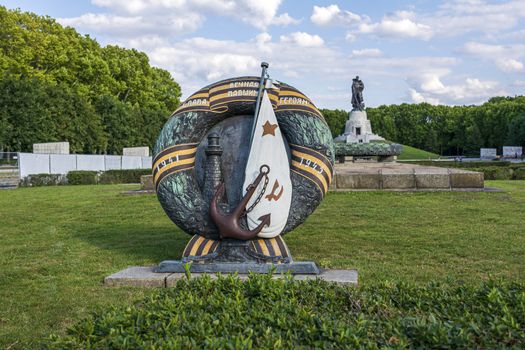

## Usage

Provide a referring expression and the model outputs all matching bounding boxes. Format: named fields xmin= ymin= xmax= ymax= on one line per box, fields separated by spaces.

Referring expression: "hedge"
xmin=402 ymin=160 xmax=513 ymax=168
xmin=25 ymin=169 xmax=154 ymax=186
xmin=400 ymin=161 xmax=525 ymax=180
xmin=19 ymin=174 xmax=66 ymax=187
xmin=46 ymin=274 xmax=525 ymax=349
xmin=66 ymin=171 xmax=98 ymax=185
xmin=98 ymin=169 xmax=151 ymax=184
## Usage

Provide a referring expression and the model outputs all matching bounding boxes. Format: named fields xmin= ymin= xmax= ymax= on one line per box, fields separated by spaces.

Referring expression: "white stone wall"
xmin=18 ymin=153 xmax=153 ymax=178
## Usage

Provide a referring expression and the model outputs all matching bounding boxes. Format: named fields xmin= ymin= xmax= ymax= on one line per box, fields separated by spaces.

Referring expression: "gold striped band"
xmin=153 ymin=144 xmax=198 ymax=188
xmin=250 ymin=236 xmax=290 ymax=258
xmin=183 ymin=235 xmax=220 ymax=258
xmin=289 ymin=145 xmax=333 ymax=196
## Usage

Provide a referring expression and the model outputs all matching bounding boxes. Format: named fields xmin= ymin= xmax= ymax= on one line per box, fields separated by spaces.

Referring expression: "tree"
xmin=0 ymin=5 xmax=180 ymax=153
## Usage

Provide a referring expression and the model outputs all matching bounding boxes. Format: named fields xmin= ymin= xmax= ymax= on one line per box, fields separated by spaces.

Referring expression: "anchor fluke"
xmin=209 ymin=165 xmax=271 ymax=240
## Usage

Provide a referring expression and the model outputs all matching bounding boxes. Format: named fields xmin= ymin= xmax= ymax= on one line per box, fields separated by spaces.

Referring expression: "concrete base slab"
xmin=333 ymin=162 xmax=484 ymax=191
xmin=104 ymin=266 xmax=170 ymax=287
xmin=105 ymin=266 xmax=358 ymax=287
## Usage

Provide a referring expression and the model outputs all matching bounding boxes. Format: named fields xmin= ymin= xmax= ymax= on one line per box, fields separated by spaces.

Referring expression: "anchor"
xmin=210 ymin=165 xmax=271 ymax=240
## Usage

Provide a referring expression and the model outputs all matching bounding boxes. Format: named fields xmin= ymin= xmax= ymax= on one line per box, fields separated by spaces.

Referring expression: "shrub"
xmin=98 ymin=169 xmax=151 ymax=184
xmin=471 ymin=167 xmax=513 ymax=180
xmin=19 ymin=174 xmax=66 ymax=187
xmin=46 ymin=275 xmax=525 ymax=349
xmin=67 ymin=171 xmax=98 ymax=185
xmin=514 ymin=167 xmax=525 ymax=180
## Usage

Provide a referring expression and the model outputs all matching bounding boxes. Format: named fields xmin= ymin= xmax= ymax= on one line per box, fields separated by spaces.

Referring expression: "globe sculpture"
xmin=153 ymin=63 xmax=335 ymax=274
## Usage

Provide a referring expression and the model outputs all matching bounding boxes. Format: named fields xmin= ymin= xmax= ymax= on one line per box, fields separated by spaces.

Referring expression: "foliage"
xmin=366 ymin=98 xmax=525 ymax=156
xmin=98 ymin=169 xmax=151 ymax=184
xmin=1 ymin=182 xmax=525 ymax=347
xmin=19 ymin=173 xmax=66 ymax=187
xmin=335 ymin=142 xmax=402 ymax=156
xmin=402 ymin=160 xmax=514 ymax=168
xmin=46 ymin=275 xmax=525 ymax=349
xmin=322 ymin=97 xmax=525 ymax=157
xmin=0 ymin=6 xmax=181 ymax=153
xmin=397 ymin=145 xmax=439 ymax=160
xmin=67 ymin=171 xmax=98 ymax=185
xmin=401 ymin=160 xmax=525 ymax=180
xmin=320 ymin=108 xmax=348 ymax=137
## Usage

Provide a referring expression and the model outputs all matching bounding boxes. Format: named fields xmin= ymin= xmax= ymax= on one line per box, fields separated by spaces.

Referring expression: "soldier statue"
xmin=351 ymin=76 xmax=365 ymax=111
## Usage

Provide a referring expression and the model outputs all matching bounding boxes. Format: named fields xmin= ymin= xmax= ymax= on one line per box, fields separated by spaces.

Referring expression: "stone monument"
xmin=152 ymin=63 xmax=337 ymax=275
xmin=33 ymin=142 xmax=69 ymax=154
xmin=335 ymin=76 xmax=384 ymax=143
xmin=480 ymin=148 xmax=497 ymax=159
xmin=502 ymin=146 xmax=523 ymax=158
xmin=123 ymin=146 xmax=149 ymax=157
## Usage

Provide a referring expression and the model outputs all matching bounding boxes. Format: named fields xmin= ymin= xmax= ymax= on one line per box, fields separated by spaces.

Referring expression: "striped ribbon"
xmin=290 ymin=144 xmax=333 ymax=196
xmin=153 ymin=143 xmax=198 ymax=189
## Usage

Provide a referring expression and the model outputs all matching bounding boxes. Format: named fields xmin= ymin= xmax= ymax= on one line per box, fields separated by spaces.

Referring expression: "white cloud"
xmin=280 ymin=32 xmax=324 ymax=47
xmin=358 ymin=15 xmax=433 ymax=40
xmin=408 ymin=72 xmax=507 ymax=105
xmin=345 ymin=32 xmax=357 ymax=42
xmin=271 ymin=13 xmax=301 ymax=26
xmin=310 ymin=4 xmax=361 ymax=26
xmin=496 ymin=58 xmax=524 ymax=73
xmin=89 ymin=0 xmax=299 ymax=30
xmin=58 ymin=12 xmax=203 ymax=36
xmin=461 ymin=41 xmax=525 ymax=73
xmin=409 ymin=89 xmax=440 ymax=105
xmin=312 ymin=1 xmax=525 ymax=41
xmin=351 ymin=48 xmax=382 ymax=57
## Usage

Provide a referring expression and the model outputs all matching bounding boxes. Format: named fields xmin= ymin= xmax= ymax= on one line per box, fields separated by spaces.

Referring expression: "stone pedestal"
xmin=334 ymin=110 xmax=384 ymax=144
xmin=104 ymin=266 xmax=358 ymax=287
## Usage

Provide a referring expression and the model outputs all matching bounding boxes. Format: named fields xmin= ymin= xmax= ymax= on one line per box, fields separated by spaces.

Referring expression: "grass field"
xmin=397 ymin=144 xmax=439 ymax=160
xmin=1 ymin=182 xmax=525 ymax=348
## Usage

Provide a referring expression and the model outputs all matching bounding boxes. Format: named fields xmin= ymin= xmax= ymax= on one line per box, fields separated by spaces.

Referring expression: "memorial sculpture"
xmin=153 ymin=63 xmax=335 ymax=274
xmin=335 ymin=76 xmax=384 ymax=144
xmin=335 ymin=76 xmax=400 ymax=162
xmin=351 ymin=76 xmax=365 ymax=111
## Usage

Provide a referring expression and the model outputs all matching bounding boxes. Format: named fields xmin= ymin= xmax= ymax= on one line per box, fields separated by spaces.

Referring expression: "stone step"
xmin=332 ymin=162 xmax=484 ymax=190
xmin=0 ymin=176 xmax=19 ymax=188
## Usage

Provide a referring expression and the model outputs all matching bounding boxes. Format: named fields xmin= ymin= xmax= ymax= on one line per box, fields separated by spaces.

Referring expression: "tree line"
xmin=0 ymin=6 xmax=181 ymax=154
xmin=322 ymin=96 xmax=525 ymax=156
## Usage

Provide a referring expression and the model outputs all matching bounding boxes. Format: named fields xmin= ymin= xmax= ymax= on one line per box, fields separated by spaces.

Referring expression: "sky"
xmin=2 ymin=0 xmax=525 ymax=109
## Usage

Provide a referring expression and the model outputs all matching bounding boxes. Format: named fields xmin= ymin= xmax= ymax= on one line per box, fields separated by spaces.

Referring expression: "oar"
xmin=248 ymin=62 xmax=269 ymax=150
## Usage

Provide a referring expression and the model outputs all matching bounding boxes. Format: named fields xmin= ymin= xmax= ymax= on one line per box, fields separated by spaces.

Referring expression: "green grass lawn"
xmin=397 ymin=144 xmax=439 ymax=160
xmin=1 ymin=182 xmax=525 ymax=348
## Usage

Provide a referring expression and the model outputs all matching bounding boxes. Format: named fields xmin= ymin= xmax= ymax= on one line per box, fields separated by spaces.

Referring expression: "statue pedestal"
xmin=104 ymin=266 xmax=358 ymax=286
xmin=335 ymin=110 xmax=384 ymax=144
xmin=155 ymin=260 xmax=320 ymax=274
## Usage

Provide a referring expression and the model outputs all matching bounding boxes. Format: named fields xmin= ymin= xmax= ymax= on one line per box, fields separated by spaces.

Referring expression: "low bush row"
xmin=401 ymin=161 xmax=525 ymax=180
xmin=46 ymin=275 xmax=525 ymax=349
xmin=402 ymin=160 xmax=515 ymax=168
xmin=20 ymin=169 xmax=151 ymax=186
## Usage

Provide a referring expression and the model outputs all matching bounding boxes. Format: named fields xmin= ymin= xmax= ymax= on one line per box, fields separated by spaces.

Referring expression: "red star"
xmin=262 ymin=121 xmax=278 ymax=136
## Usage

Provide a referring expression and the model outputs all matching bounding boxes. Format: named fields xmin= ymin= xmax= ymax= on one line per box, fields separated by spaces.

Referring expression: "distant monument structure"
xmin=33 ymin=142 xmax=70 ymax=154
xmin=335 ymin=76 xmax=384 ymax=144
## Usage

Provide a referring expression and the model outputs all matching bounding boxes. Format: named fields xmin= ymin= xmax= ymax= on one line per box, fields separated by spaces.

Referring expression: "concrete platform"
xmin=104 ymin=266 xmax=358 ymax=287
xmin=333 ymin=162 xmax=484 ymax=191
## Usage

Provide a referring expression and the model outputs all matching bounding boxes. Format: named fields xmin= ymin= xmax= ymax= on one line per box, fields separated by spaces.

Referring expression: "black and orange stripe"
xmin=182 ymin=235 xmax=220 ymax=258
xmin=153 ymin=143 xmax=198 ymax=189
xmin=276 ymin=87 xmax=323 ymax=119
xmin=290 ymin=144 xmax=333 ymax=196
xmin=250 ymin=236 xmax=290 ymax=259
xmin=172 ymin=77 xmax=322 ymax=118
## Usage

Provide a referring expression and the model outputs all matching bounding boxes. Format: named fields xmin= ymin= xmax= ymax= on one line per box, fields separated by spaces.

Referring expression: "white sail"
xmin=243 ymin=90 xmax=292 ymax=238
